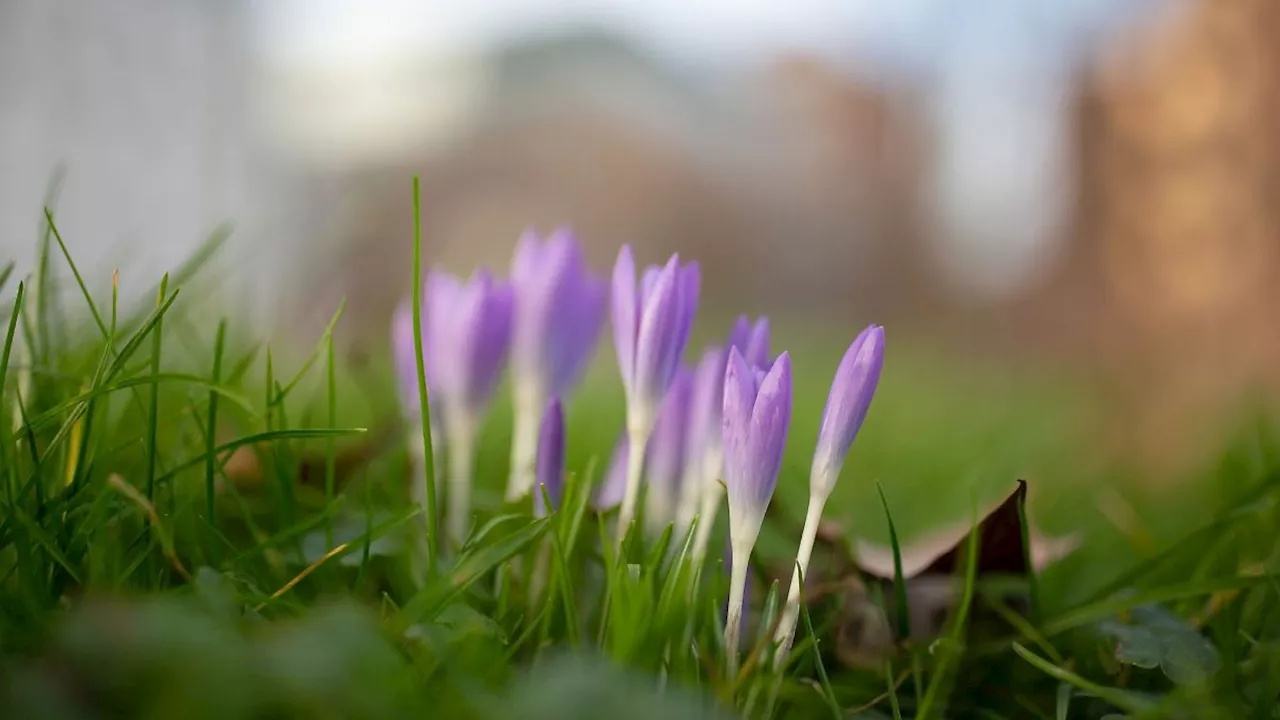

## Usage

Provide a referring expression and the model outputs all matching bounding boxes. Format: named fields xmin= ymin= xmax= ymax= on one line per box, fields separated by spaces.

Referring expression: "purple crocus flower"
xmin=508 ymin=229 xmax=607 ymax=501
xmin=644 ymin=367 xmax=693 ymax=534
xmin=592 ymin=434 xmax=629 ymax=511
xmin=722 ymin=348 xmax=792 ymax=550
xmin=676 ymin=345 xmax=726 ymax=542
xmin=610 ymin=245 xmax=700 ymax=537
xmin=811 ymin=325 xmax=885 ymax=499
xmin=417 ymin=269 xmax=514 ymax=545
xmin=533 ymin=398 xmax=566 ymax=518
xmin=423 ymin=269 xmax=514 ymax=418
xmin=721 ymin=347 xmax=791 ymax=670
xmin=679 ymin=314 xmax=773 ymax=556
xmin=612 ymin=247 xmax=700 ymax=422
xmin=775 ymin=324 xmax=884 ymax=668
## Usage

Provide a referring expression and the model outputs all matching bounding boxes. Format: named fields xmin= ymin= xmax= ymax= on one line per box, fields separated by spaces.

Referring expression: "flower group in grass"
xmin=392 ymin=228 xmax=884 ymax=671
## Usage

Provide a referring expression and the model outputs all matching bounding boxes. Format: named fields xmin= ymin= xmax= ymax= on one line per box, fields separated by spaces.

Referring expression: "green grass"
xmin=0 ymin=197 xmax=1278 ymax=720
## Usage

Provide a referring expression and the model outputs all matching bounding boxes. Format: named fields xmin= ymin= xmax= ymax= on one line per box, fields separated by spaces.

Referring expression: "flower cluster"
xmin=392 ymin=229 xmax=884 ymax=671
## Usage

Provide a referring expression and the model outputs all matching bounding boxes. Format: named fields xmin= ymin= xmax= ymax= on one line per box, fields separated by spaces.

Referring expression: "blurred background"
xmin=4 ymin=0 xmax=1280 ymax=541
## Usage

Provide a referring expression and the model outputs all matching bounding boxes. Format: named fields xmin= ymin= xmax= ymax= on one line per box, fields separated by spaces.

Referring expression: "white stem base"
xmin=724 ymin=542 xmax=751 ymax=680
xmin=446 ymin=417 xmax=477 ymax=549
xmin=774 ymin=493 xmax=827 ymax=668
xmin=691 ymin=476 xmax=723 ymax=564
xmin=615 ymin=417 xmax=650 ymax=546
xmin=506 ymin=381 xmax=542 ymax=501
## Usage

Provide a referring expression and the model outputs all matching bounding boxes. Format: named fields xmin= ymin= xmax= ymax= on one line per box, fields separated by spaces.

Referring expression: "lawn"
xmin=0 ymin=196 xmax=1277 ymax=719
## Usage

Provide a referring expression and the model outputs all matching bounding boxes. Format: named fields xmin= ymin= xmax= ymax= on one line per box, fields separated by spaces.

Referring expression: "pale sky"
xmin=254 ymin=0 xmax=1170 ymax=78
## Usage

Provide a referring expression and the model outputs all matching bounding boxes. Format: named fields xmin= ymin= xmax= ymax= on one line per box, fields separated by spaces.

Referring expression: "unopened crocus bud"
xmin=424 ymin=269 xmax=514 ymax=421
xmin=534 ymin=399 xmax=566 ymax=518
xmin=645 ymin=367 xmax=692 ymax=534
xmin=611 ymin=245 xmax=700 ymax=539
xmin=418 ymin=269 xmax=514 ymax=546
xmin=775 ymin=324 xmax=885 ymax=668
xmin=810 ymin=325 xmax=884 ymax=501
xmin=507 ymin=229 xmax=607 ymax=501
xmin=721 ymin=347 xmax=792 ymax=672
xmin=677 ymin=345 xmax=726 ymax=542
xmin=679 ymin=315 xmax=773 ymax=560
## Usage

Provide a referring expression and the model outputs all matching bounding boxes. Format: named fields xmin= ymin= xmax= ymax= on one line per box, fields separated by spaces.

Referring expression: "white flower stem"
xmin=690 ymin=474 xmax=723 ymax=564
xmin=506 ymin=380 xmax=542 ymax=501
xmin=446 ymin=415 xmax=477 ymax=549
xmin=724 ymin=540 xmax=751 ymax=681
xmin=773 ymin=492 xmax=827 ymax=668
xmin=616 ymin=414 xmax=650 ymax=547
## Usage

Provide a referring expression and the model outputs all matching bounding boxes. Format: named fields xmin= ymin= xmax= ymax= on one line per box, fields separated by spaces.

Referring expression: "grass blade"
xmin=874 ymin=481 xmax=911 ymax=639
xmin=1012 ymin=643 xmax=1151 ymax=713
xmin=410 ymin=175 xmax=439 ymax=575
xmin=146 ymin=275 xmax=168 ymax=499
xmin=205 ymin=319 xmax=227 ymax=527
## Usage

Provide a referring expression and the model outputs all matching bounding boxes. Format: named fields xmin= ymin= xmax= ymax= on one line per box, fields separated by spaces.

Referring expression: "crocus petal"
xmin=675 ymin=262 xmax=701 ymax=358
xmin=640 ymin=266 xmax=662 ymax=306
xmin=812 ymin=325 xmax=884 ymax=496
xmin=534 ymin=398 xmax=566 ymax=517
xmin=426 ymin=270 xmax=464 ymax=401
xmin=466 ymin=274 xmax=515 ymax=411
xmin=511 ymin=228 xmax=543 ymax=287
xmin=687 ymin=345 xmax=726 ymax=464
xmin=746 ymin=353 xmax=792 ymax=510
xmin=721 ymin=346 xmax=758 ymax=503
xmin=548 ymin=268 xmax=607 ymax=397
xmin=511 ymin=228 xmax=606 ymax=403
xmin=611 ymin=245 xmax=638 ymax=392
xmin=633 ymin=256 xmax=681 ymax=409
xmin=728 ymin=316 xmax=751 ymax=353
xmin=744 ymin=317 xmax=770 ymax=368
xmin=645 ymin=367 xmax=693 ymax=526
xmin=592 ymin=434 xmax=630 ymax=510
xmin=391 ymin=300 xmax=422 ymax=414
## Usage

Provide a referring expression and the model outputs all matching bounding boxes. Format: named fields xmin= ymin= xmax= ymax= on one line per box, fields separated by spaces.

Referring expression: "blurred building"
xmin=284 ymin=32 xmax=917 ymax=347
xmin=1054 ymin=0 xmax=1280 ymax=470
xmin=0 ymin=0 xmax=266 ymax=312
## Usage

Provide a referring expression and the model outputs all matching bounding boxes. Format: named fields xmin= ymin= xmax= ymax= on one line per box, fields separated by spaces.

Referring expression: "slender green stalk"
xmin=410 ymin=175 xmax=439 ymax=574
xmin=146 ymin=275 xmax=169 ymax=500
xmin=325 ymin=323 xmax=337 ymax=548
xmin=205 ymin=319 xmax=226 ymax=528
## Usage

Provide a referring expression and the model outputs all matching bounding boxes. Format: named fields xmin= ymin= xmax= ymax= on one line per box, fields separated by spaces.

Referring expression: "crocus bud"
xmin=420 ymin=269 xmax=514 ymax=545
xmin=423 ymin=269 xmax=514 ymax=421
xmin=721 ymin=348 xmax=791 ymax=670
xmin=534 ymin=398 xmax=566 ymax=518
xmin=592 ymin=434 xmax=629 ymax=511
xmin=676 ymin=345 xmax=727 ymax=536
xmin=810 ymin=325 xmax=884 ymax=501
xmin=645 ymin=367 xmax=692 ymax=533
xmin=775 ymin=324 xmax=884 ymax=669
xmin=611 ymin=246 xmax=700 ymax=434
xmin=508 ymin=229 xmax=607 ymax=500
xmin=722 ymin=348 xmax=792 ymax=554
xmin=611 ymin=245 xmax=699 ymax=537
